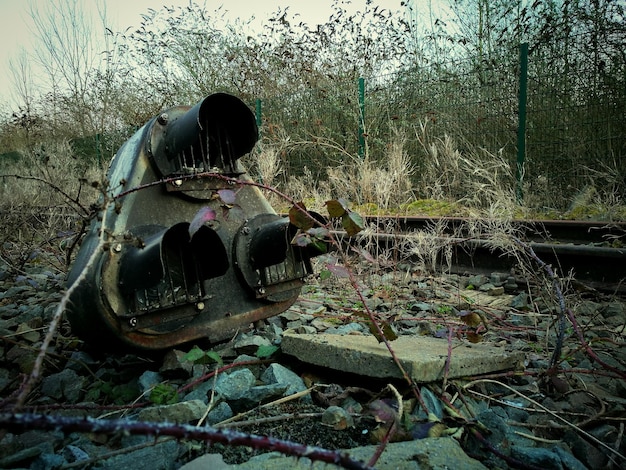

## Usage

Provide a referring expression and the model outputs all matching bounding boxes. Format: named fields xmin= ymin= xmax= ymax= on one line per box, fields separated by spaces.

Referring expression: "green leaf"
xmin=306 ymin=226 xmax=329 ymax=253
xmin=342 ymin=211 xmax=364 ymax=236
xmin=310 ymin=238 xmax=328 ymax=253
xmin=308 ymin=226 xmax=329 ymax=238
xmin=112 ymin=383 xmax=140 ymax=404
xmin=256 ymin=344 xmax=280 ymax=358
xmin=84 ymin=386 xmax=101 ymax=402
xmin=319 ymin=269 xmax=332 ymax=281
xmin=182 ymin=345 xmax=206 ymax=363
xmin=289 ymin=202 xmax=314 ymax=230
xmin=150 ymin=383 xmax=179 ymax=405
xmin=204 ymin=350 xmax=223 ymax=365
xmin=182 ymin=346 xmax=222 ymax=365
xmin=378 ymin=321 xmax=399 ymax=342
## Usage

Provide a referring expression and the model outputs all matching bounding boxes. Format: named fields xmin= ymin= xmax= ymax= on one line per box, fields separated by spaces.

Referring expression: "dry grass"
xmin=414 ymin=120 xmax=518 ymax=216
xmin=276 ymin=130 xmax=415 ymax=213
xmin=0 ymin=140 xmax=103 ymax=272
xmin=0 ymin=139 xmax=102 ymax=209
xmin=252 ymin=121 xmax=533 ymax=277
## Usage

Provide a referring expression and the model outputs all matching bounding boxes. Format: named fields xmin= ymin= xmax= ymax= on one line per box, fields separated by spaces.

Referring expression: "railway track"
xmin=357 ymin=216 xmax=626 ymax=293
xmin=3 ymin=205 xmax=625 ymax=292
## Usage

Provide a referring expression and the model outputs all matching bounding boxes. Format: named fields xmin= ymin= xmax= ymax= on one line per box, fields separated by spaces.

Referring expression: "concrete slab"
xmin=229 ymin=437 xmax=488 ymax=470
xmin=282 ymin=332 xmax=525 ymax=382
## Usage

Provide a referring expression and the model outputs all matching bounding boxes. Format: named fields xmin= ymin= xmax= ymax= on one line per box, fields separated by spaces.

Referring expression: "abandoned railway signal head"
xmin=66 ymin=93 xmax=323 ymax=351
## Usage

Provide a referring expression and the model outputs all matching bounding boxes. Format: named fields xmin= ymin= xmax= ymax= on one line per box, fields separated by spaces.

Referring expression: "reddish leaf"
xmin=189 ymin=206 xmax=216 ymax=238
xmin=217 ymin=189 xmax=237 ymax=205
xmin=289 ymin=202 xmax=314 ymax=230
xmin=367 ymin=399 xmax=398 ymax=424
xmin=308 ymin=226 xmax=329 ymax=238
xmin=325 ymin=262 xmax=350 ymax=278
xmin=549 ymin=375 xmax=570 ymax=394
xmin=291 ymin=232 xmax=312 ymax=247
xmin=351 ymin=246 xmax=376 ymax=263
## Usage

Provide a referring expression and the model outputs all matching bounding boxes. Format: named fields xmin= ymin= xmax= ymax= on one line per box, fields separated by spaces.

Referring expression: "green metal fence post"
xmin=516 ymin=43 xmax=529 ymax=203
xmin=255 ymin=99 xmax=262 ymax=138
xmin=358 ymin=77 xmax=365 ymax=159
xmin=95 ymin=133 xmax=102 ymax=167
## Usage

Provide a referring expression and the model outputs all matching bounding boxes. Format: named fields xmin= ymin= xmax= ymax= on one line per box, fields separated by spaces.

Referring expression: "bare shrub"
xmin=564 ymin=157 xmax=626 ymax=221
xmin=251 ymin=146 xmax=283 ymax=190
xmin=325 ymin=130 xmax=415 ymax=210
xmin=0 ymin=140 xmax=102 ymax=272
xmin=415 ymin=120 xmax=517 ymax=216
xmin=2 ymin=142 xmax=101 ymax=206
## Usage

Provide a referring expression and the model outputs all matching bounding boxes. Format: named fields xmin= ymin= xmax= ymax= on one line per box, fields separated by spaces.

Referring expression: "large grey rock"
xmin=160 ymin=349 xmax=193 ymax=379
xmin=233 ymin=334 xmax=272 ymax=355
xmin=552 ymin=445 xmax=588 ymax=470
xmin=229 ymin=437 xmax=487 ymax=469
xmin=41 ymin=369 xmax=85 ymax=403
xmin=0 ymin=446 xmax=42 ymax=468
xmin=510 ymin=446 xmax=565 ymax=470
xmin=261 ymin=363 xmax=308 ymax=398
xmin=179 ymin=453 xmax=231 ymax=470
xmin=231 ymin=383 xmax=289 ymax=411
xmin=233 ymin=354 xmax=264 ymax=378
xmin=214 ymin=368 xmax=256 ymax=401
xmin=94 ymin=438 xmax=180 ymax=470
xmin=183 ymin=377 xmax=214 ymax=403
xmin=138 ymin=370 xmax=163 ymax=394
xmin=137 ymin=399 xmax=206 ymax=423
xmin=205 ymin=401 xmax=233 ymax=425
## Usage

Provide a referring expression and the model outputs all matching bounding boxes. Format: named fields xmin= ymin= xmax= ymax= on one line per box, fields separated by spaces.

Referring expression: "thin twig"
xmin=196 ymin=366 xmax=220 ymax=427
xmin=0 ymin=174 xmax=90 ymax=216
xmin=0 ymin=413 xmax=374 ymax=470
xmin=14 ymin=207 xmax=108 ymax=409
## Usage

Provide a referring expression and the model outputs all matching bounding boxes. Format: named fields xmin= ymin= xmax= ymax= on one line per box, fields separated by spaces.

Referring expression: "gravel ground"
xmin=0 ymin=247 xmax=625 ymax=469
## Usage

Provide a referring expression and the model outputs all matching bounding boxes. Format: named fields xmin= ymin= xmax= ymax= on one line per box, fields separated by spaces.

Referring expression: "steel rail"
xmin=340 ymin=216 xmax=626 ymax=293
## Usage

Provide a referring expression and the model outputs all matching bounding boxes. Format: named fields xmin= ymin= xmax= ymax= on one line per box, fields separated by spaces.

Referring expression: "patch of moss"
xmin=564 ymin=204 xmax=626 ymax=221
xmin=354 ymin=202 xmax=381 ymax=215
xmin=399 ymin=199 xmax=468 ymax=217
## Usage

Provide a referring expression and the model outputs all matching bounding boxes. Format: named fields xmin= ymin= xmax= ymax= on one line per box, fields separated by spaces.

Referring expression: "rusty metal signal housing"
xmin=66 ymin=93 xmax=321 ymax=351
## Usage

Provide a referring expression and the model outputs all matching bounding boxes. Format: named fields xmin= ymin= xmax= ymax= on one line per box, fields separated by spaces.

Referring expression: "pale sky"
xmin=0 ymin=0 xmax=448 ymax=113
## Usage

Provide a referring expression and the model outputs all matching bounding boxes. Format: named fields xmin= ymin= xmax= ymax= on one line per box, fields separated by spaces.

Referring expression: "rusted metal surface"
xmin=66 ymin=94 xmax=321 ymax=351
